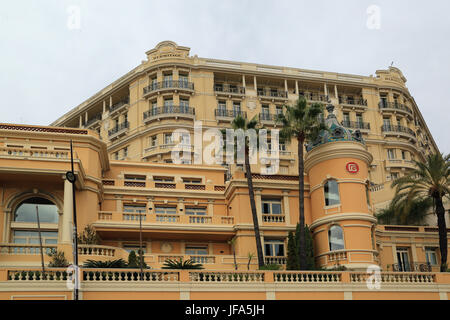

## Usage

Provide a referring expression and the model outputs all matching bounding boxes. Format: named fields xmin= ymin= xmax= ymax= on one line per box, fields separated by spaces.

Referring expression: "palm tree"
xmin=376 ymin=197 xmax=432 ymax=226
xmin=391 ymin=153 xmax=450 ymax=271
xmin=226 ymin=114 xmax=265 ymax=268
xmin=277 ymin=96 xmax=328 ymax=270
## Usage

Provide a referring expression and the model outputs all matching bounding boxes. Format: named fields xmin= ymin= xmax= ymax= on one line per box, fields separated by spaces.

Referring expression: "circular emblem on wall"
xmin=346 ymin=162 xmax=359 ymax=173
xmin=161 ymin=242 xmax=172 ymax=253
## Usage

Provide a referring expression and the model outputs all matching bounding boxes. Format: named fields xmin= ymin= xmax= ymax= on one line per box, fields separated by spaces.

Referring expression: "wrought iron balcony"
xmin=109 ymin=97 xmax=130 ymax=114
xmin=84 ymin=114 xmax=102 ymax=128
xmin=339 ymin=97 xmax=368 ymax=106
xmin=214 ymin=109 xmax=247 ymax=119
xmin=381 ymin=124 xmax=416 ymax=137
xmin=259 ymin=113 xmax=278 ymax=122
xmin=300 ymin=93 xmax=328 ymax=102
xmin=341 ymin=120 xmax=370 ymax=130
xmin=257 ymin=89 xmax=288 ymax=99
xmin=379 ymin=101 xmax=413 ymax=115
xmin=143 ymin=80 xmax=194 ymax=96
xmin=108 ymin=121 xmax=129 ymax=137
xmin=214 ymin=84 xmax=245 ymax=95
xmin=391 ymin=262 xmax=432 ymax=272
xmin=143 ymin=106 xmax=195 ymax=122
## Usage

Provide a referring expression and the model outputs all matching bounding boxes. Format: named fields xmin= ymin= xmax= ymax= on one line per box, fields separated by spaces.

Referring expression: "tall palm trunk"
xmin=297 ymin=134 xmax=307 ymax=270
xmin=435 ymin=195 xmax=448 ymax=271
xmin=245 ymin=146 xmax=265 ymax=268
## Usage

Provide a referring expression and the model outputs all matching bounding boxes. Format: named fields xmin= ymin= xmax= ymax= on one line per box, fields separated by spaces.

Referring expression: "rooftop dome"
xmin=306 ymin=104 xmax=365 ymax=151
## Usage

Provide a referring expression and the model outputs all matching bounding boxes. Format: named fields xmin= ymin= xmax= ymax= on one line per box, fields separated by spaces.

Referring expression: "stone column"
xmin=284 ymin=79 xmax=288 ymax=92
xmin=207 ymin=200 xmax=214 ymax=216
xmin=334 ymin=85 xmax=338 ymax=100
xmin=242 ymin=75 xmax=246 ymax=88
xmin=79 ymin=115 xmax=82 ymax=128
xmin=282 ymin=190 xmax=290 ymax=224
xmin=253 ymin=76 xmax=257 ymax=91
xmin=255 ymin=188 xmax=262 ymax=225
xmin=295 ymin=80 xmax=299 ymax=95
xmin=61 ymin=177 xmax=74 ymax=244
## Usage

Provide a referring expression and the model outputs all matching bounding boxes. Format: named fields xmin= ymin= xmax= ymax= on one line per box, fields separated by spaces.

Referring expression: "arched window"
xmin=14 ymin=197 xmax=59 ymax=223
xmin=328 ymin=225 xmax=344 ymax=251
xmin=12 ymin=197 xmax=59 ymax=245
xmin=324 ymin=179 xmax=340 ymax=206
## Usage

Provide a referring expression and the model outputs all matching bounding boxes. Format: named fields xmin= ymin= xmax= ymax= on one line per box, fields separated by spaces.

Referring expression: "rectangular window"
xmin=262 ymin=105 xmax=270 ymax=115
xmin=185 ymin=207 xmax=207 ymax=216
xmin=262 ymin=199 xmax=282 ymax=215
xmin=185 ymin=245 xmax=208 ymax=255
xmin=113 ymin=152 xmax=119 ymax=160
xmin=163 ymin=74 xmax=173 ymax=87
xmin=122 ymin=147 xmax=128 ymax=159
xmin=425 ymin=248 xmax=438 ymax=265
xmin=164 ymin=133 xmax=173 ymax=145
xmin=150 ymin=135 xmax=157 ymax=147
xmin=13 ymin=230 xmax=58 ymax=245
xmin=123 ymin=204 xmax=146 ymax=213
xmin=154 ymin=206 xmax=177 ymax=215
xmin=401 ymin=150 xmax=407 ymax=160
xmin=179 ymin=74 xmax=189 ymax=86
xmin=383 ymin=118 xmax=391 ymax=128
xmin=356 ymin=113 xmax=363 ymax=124
xmin=276 ymin=106 xmax=283 ymax=115
xmin=153 ymin=176 xmax=174 ymax=182
xmin=390 ymin=172 xmax=399 ymax=181
xmin=124 ymin=174 xmax=146 ymax=181
xmin=264 ymin=239 xmax=285 ymax=257
xmin=182 ymin=178 xmax=202 ymax=184
xmin=387 ymin=149 xmax=396 ymax=159
xmin=233 ymin=102 xmax=241 ymax=116
xmin=343 ymin=112 xmax=350 ymax=123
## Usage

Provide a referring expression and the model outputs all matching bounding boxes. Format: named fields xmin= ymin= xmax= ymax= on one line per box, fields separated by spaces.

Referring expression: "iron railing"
xmin=143 ymin=80 xmax=194 ymax=94
xmin=109 ymin=97 xmax=130 ymax=113
xmin=257 ymin=89 xmax=288 ymax=98
xmin=391 ymin=262 xmax=432 ymax=272
xmin=341 ymin=120 xmax=371 ymax=130
xmin=214 ymin=109 xmax=247 ymax=118
xmin=381 ymin=124 xmax=416 ymax=137
xmin=300 ymin=93 xmax=328 ymax=102
xmin=339 ymin=97 xmax=368 ymax=106
xmin=108 ymin=121 xmax=129 ymax=136
xmin=143 ymin=106 xmax=195 ymax=119
xmin=84 ymin=114 xmax=102 ymax=127
xmin=214 ymin=84 xmax=245 ymax=94
xmin=379 ymin=101 xmax=413 ymax=115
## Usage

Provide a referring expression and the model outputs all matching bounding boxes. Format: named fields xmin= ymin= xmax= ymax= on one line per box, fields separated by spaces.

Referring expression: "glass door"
xmin=396 ymin=248 xmax=411 ymax=271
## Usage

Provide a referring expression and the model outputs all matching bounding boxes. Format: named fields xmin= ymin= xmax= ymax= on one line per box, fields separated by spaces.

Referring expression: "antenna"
xmin=390 ymin=61 xmax=394 ymax=67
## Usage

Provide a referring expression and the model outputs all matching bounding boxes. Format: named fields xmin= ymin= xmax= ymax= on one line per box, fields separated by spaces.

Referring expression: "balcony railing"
xmin=381 ymin=124 xmax=416 ymax=137
xmin=259 ymin=113 xmax=278 ymax=122
xmin=108 ymin=121 xmax=129 ymax=137
xmin=109 ymin=97 xmax=130 ymax=113
xmin=379 ymin=101 xmax=413 ymax=115
xmin=341 ymin=120 xmax=371 ymax=130
xmin=265 ymin=256 xmax=287 ymax=265
xmin=143 ymin=106 xmax=195 ymax=121
xmin=257 ymin=89 xmax=288 ymax=99
xmin=84 ymin=114 xmax=102 ymax=128
xmin=214 ymin=109 xmax=247 ymax=119
xmin=300 ymin=93 xmax=328 ymax=102
xmin=214 ymin=84 xmax=245 ymax=95
xmin=339 ymin=97 xmax=368 ymax=106
xmin=143 ymin=80 xmax=194 ymax=95
xmin=391 ymin=262 xmax=432 ymax=272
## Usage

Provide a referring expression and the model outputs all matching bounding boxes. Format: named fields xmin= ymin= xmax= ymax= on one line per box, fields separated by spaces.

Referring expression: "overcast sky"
xmin=0 ymin=0 xmax=449 ymax=153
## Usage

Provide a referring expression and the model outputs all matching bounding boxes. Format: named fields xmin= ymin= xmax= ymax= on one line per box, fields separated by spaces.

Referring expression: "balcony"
xmin=143 ymin=80 xmax=194 ymax=98
xmin=341 ymin=120 xmax=370 ymax=131
xmin=143 ymin=106 xmax=195 ymax=124
xmin=339 ymin=97 xmax=368 ymax=112
xmin=384 ymin=159 xmax=417 ymax=170
xmin=257 ymin=89 xmax=288 ymax=101
xmin=109 ymin=97 xmax=130 ymax=115
xmin=84 ymin=114 xmax=102 ymax=128
xmin=379 ymin=101 xmax=413 ymax=118
xmin=108 ymin=121 xmax=129 ymax=140
xmin=391 ymin=262 xmax=432 ymax=272
xmin=262 ymin=214 xmax=286 ymax=223
xmin=215 ymin=109 xmax=247 ymax=122
xmin=214 ymin=84 xmax=245 ymax=97
xmin=259 ymin=113 xmax=280 ymax=125
xmin=300 ymin=93 xmax=328 ymax=103
xmin=381 ymin=124 xmax=416 ymax=141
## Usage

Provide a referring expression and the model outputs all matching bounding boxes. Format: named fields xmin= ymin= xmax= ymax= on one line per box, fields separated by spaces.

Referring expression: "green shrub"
xmin=47 ymin=249 xmax=69 ymax=267
xmin=83 ymin=258 xmax=127 ymax=268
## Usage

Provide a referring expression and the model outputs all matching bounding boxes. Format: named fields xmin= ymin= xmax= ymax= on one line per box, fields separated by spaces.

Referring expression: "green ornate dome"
xmin=306 ymin=104 xmax=365 ymax=151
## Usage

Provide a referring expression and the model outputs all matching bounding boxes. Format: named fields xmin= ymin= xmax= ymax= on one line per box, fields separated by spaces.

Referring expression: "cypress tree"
xmin=286 ymin=231 xmax=300 ymax=270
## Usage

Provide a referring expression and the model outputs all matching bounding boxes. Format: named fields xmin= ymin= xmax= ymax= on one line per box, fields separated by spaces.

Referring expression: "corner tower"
xmin=305 ymin=104 xmax=378 ymax=270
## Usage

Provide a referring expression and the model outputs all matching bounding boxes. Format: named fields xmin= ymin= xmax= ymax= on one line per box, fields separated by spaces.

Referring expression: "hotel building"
xmin=0 ymin=41 xmax=449 ymax=300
